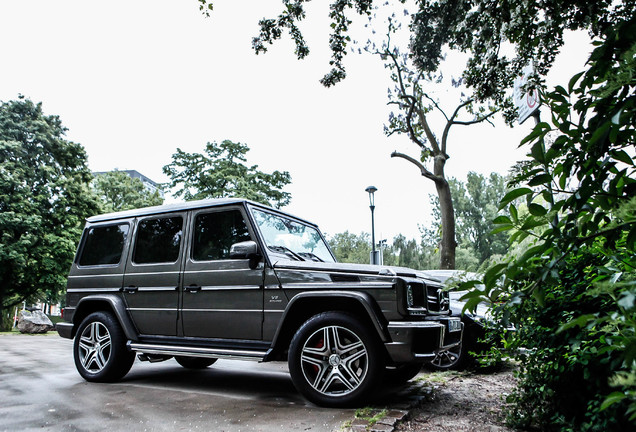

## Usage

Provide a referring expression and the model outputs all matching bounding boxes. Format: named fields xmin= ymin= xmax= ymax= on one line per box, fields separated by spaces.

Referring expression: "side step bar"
xmin=128 ymin=342 xmax=268 ymax=362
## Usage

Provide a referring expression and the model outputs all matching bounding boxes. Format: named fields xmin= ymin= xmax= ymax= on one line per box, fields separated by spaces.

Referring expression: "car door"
xmin=122 ymin=212 xmax=185 ymax=336
xmin=181 ymin=206 xmax=264 ymax=340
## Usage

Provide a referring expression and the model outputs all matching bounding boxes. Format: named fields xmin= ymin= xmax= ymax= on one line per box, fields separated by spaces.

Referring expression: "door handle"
xmin=185 ymin=285 xmax=202 ymax=293
xmin=122 ymin=285 xmax=138 ymax=293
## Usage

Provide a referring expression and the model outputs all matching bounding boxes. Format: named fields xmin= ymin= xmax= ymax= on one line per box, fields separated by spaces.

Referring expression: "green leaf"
xmin=568 ymin=71 xmax=585 ymax=93
xmin=493 ymin=215 xmax=512 ymax=225
xmin=484 ymin=263 xmax=507 ymax=289
xmin=611 ymin=149 xmax=634 ymax=166
xmin=528 ymin=173 xmax=553 ymax=186
xmin=509 ymin=204 xmax=519 ymax=223
xmin=499 ymin=188 xmax=533 ymax=210
xmin=600 ymin=392 xmax=626 ymax=411
xmin=528 ymin=203 xmax=548 ymax=216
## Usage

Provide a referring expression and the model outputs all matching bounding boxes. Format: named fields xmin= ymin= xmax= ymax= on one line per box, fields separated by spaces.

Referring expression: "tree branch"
xmin=390 ymin=151 xmax=440 ymax=183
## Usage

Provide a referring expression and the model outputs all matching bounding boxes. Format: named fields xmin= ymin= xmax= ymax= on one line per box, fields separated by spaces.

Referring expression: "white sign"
xmin=513 ymin=63 xmax=541 ymax=125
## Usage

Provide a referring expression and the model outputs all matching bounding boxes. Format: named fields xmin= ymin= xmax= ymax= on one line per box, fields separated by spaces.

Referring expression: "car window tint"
xmin=192 ymin=210 xmax=251 ymax=261
xmin=78 ymin=223 xmax=130 ymax=266
xmin=133 ymin=216 xmax=183 ymax=264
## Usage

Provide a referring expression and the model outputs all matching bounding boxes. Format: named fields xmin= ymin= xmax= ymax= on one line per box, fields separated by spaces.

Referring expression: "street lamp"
xmin=365 ymin=186 xmax=378 ymax=265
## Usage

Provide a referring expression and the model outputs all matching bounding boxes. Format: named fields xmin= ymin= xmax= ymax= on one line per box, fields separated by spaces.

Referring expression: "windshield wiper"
xmin=268 ymin=245 xmax=305 ymax=261
xmin=297 ymin=252 xmax=324 ymax=262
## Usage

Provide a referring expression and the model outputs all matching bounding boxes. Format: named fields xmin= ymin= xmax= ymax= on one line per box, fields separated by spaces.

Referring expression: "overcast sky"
xmin=0 ymin=1 xmax=592 ymax=241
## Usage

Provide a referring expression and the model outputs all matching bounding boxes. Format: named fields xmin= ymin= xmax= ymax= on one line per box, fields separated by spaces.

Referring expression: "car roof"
xmin=86 ymin=198 xmax=318 ymax=227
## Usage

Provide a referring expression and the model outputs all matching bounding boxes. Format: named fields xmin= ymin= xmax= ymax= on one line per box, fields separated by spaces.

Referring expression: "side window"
xmin=78 ymin=223 xmax=130 ymax=266
xmin=192 ymin=210 xmax=251 ymax=261
xmin=133 ymin=216 xmax=183 ymax=264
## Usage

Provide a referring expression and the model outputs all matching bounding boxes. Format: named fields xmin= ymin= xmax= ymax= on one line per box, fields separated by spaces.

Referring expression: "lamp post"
xmin=365 ymin=186 xmax=378 ymax=265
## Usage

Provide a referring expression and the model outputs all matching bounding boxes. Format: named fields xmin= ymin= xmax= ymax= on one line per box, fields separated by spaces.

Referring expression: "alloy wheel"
xmin=300 ymin=325 xmax=368 ymax=397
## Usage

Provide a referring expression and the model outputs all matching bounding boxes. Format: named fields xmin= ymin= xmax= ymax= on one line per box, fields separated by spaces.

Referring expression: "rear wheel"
xmin=175 ymin=356 xmax=217 ymax=369
xmin=288 ymin=312 xmax=384 ymax=407
xmin=73 ymin=311 xmax=135 ymax=382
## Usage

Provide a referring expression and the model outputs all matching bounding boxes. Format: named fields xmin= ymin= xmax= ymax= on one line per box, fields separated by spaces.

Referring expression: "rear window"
xmin=78 ymin=223 xmax=130 ymax=266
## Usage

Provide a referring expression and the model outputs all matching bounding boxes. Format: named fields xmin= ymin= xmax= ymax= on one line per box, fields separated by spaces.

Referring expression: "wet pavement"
xmin=0 ymin=334 xmax=356 ymax=432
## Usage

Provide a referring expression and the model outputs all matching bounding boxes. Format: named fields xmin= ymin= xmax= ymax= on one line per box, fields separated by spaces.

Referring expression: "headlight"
xmin=406 ymin=284 xmax=414 ymax=307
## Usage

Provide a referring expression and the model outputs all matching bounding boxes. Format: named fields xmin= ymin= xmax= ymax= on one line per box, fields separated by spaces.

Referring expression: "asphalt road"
xmin=0 ymin=334 xmax=356 ymax=432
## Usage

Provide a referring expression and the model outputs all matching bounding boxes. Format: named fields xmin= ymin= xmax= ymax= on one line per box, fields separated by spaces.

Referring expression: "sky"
xmin=0 ymin=1 xmax=593 ymax=242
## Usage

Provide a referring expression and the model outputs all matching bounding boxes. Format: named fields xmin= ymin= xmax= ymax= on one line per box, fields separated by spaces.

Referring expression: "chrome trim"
xmin=181 ymin=308 xmax=260 ymax=313
xmin=127 ymin=308 xmax=178 ymax=312
xmin=68 ymin=274 xmax=124 ymax=279
xmin=128 ymin=342 xmax=267 ymax=361
xmin=388 ymin=321 xmax=445 ymax=328
xmin=199 ymin=285 xmax=260 ymax=291
xmin=66 ymin=288 xmax=121 ymax=293
xmin=282 ymin=282 xmax=394 ymax=290
xmin=136 ymin=286 xmax=178 ymax=292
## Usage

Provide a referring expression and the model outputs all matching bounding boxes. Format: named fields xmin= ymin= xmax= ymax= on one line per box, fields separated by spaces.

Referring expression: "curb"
xmin=342 ymin=380 xmax=434 ymax=432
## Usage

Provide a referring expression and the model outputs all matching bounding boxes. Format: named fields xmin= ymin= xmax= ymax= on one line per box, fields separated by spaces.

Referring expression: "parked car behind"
xmin=422 ymin=270 xmax=491 ymax=370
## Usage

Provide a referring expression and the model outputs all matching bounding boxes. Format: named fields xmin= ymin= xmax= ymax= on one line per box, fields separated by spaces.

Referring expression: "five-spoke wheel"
xmin=288 ymin=312 xmax=383 ymax=407
xmin=428 ymin=343 xmax=465 ymax=370
xmin=78 ymin=321 xmax=112 ymax=373
xmin=73 ymin=311 xmax=135 ymax=382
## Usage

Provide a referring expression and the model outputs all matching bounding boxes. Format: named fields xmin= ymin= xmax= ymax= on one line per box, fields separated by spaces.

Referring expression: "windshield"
xmin=251 ymin=208 xmax=335 ymax=263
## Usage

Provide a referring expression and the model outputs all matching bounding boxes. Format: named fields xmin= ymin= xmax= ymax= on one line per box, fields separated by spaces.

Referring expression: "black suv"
xmin=57 ymin=199 xmax=462 ymax=407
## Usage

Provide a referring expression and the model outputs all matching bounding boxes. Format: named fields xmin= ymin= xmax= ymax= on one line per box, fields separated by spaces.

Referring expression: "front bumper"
xmin=384 ymin=317 xmax=463 ymax=363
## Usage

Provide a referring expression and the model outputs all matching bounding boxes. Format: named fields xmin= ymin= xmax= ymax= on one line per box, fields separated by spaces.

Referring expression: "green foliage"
xmin=382 ymin=234 xmax=438 ymax=270
xmin=328 ymin=231 xmax=371 ymax=264
xmin=162 ymin=140 xmax=292 ymax=208
xmin=200 ymin=0 xmax=631 ymax=121
xmin=428 ymin=172 xmax=509 ymax=269
xmin=328 ymin=231 xmax=438 ymax=269
xmin=463 ymin=17 xmax=636 ymax=431
xmin=0 ymin=97 xmax=99 ymax=330
xmin=92 ymin=170 xmax=164 ymax=213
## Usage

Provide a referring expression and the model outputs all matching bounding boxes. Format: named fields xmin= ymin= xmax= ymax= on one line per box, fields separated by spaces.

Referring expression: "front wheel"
xmin=288 ymin=312 xmax=384 ymax=407
xmin=73 ymin=311 xmax=135 ymax=382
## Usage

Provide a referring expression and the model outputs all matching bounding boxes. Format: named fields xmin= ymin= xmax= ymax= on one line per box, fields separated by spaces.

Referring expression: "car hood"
xmin=272 ymin=259 xmax=441 ymax=282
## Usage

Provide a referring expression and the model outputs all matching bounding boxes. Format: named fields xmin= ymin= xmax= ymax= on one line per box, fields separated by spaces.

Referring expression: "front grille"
xmin=427 ymin=285 xmax=450 ymax=313
xmin=406 ymin=282 xmax=450 ymax=315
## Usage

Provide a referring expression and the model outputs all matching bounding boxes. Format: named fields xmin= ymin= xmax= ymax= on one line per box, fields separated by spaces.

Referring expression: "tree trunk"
xmin=436 ymin=179 xmax=457 ymax=269
xmin=434 ymin=154 xmax=456 ymax=270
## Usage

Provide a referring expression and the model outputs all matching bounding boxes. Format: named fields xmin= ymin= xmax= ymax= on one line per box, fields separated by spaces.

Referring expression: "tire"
xmin=384 ymin=362 xmax=423 ymax=385
xmin=288 ymin=312 xmax=384 ymax=407
xmin=427 ymin=342 xmax=468 ymax=371
xmin=175 ymin=356 xmax=217 ymax=369
xmin=73 ymin=311 xmax=135 ymax=382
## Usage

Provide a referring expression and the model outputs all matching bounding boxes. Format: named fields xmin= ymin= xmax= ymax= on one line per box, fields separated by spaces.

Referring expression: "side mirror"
xmin=229 ymin=240 xmax=261 ymax=260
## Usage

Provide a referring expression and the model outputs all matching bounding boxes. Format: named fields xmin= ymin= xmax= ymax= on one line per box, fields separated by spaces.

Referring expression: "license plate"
xmin=448 ymin=318 xmax=462 ymax=332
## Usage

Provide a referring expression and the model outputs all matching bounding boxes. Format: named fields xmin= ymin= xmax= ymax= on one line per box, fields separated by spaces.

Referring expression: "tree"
xmin=0 ymin=97 xmax=99 ymax=330
xmin=198 ymin=0 xmax=632 ymax=116
xmin=378 ymin=31 xmax=499 ymax=269
xmin=163 ymin=140 xmax=292 ymax=208
xmin=428 ymin=172 xmax=509 ymax=268
xmin=462 ymin=17 xmax=636 ymax=430
xmin=92 ymin=170 xmax=164 ymax=213
xmin=328 ymin=231 xmax=371 ymax=264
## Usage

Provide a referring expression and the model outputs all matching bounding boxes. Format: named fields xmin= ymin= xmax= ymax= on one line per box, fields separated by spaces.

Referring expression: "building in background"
xmin=93 ymin=169 xmax=164 ymax=197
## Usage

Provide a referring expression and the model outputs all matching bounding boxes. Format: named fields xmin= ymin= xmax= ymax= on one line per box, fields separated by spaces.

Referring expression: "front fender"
xmin=271 ymin=290 xmax=389 ymax=349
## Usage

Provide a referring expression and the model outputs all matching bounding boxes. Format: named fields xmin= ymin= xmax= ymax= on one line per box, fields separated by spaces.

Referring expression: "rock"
xmin=17 ymin=310 xmax=55 ymax=334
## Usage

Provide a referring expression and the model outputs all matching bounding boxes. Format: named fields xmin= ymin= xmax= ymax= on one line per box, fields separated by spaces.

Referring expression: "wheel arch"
xmin=267 ymin=291 xmax=389 ymax=361
xmin=72 ymin=295 xmax=138 ymax=341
